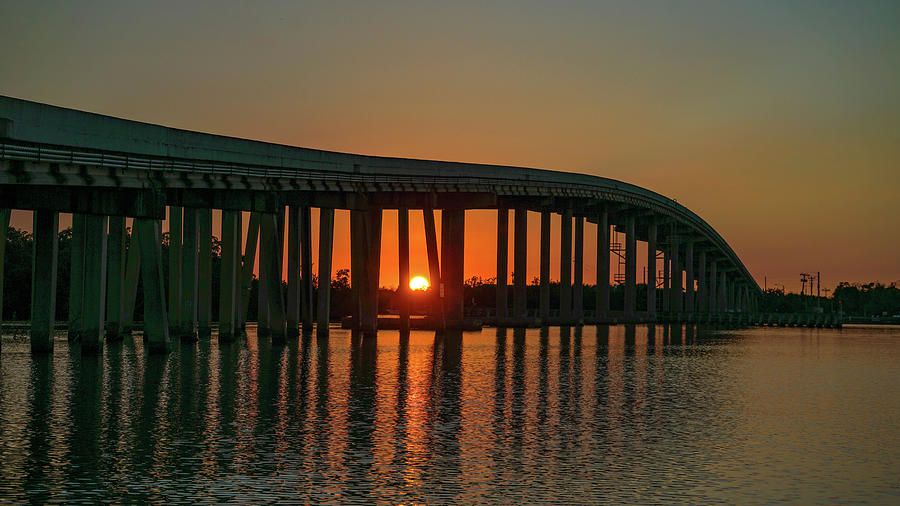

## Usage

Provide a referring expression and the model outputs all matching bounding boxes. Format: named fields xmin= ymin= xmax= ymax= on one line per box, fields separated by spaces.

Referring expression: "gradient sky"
xmin=2 ymin=0 xmax=899 ymax=292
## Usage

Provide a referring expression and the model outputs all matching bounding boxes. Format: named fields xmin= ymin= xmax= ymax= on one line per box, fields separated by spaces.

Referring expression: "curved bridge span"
xmin=0 ymin=95 xmax=759 ymax=353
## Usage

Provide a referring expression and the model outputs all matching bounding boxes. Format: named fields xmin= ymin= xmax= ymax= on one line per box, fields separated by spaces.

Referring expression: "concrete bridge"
xmin=0 ymin=95 xmax=760 ymax=353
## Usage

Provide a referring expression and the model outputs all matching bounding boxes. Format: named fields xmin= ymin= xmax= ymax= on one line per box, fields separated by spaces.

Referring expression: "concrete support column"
xmin=180 ymin=208 xmax=198 ymax=340
xmin=708 ymin=261 xmax=718 ymax=312
xmin=68 ymin=213 xmax=86 ymax=341
xmin=134 ymin=218 xmax=170 ymax=353
xmin=573 ymin=216 xmax=584 ymax=321
xmin=359 ymin=208 xmax=382 ymax=336
xmin=262 ymin=212 xmax=287 ymax=341
xmin=495 ymin=207 xmax=508 ymax=321
xmin=258 ymin=211 xmax=272 ymax=337
xmin=286 ymin=205 xmax=301 ymax=337
xmin=671 ymin=238 xmax=682 ymax=312
xmin=197 ymin=208 xmax=212 ymax=338
xmin=596 ymin=209 xmax=610 ymax=319
xmin=513 ymin=206 xmax=527 ymax=320
xmin=240 ymin=212 xmax=260 ymax=328
xmin=539 ymin=210 xmax=551 ymax=321
xmin=646 ymin=219 xmax=657 ymax=317
xmin=300 ymin=205 xmax=313 ymax=335
xmin=316 ymin=208 xmax=335 ymax=337
xmin=398 ymin=207 xmax=410 ymax=333
xmin=423 ymin=208 xmax=443 ymax=326
xmin=350 ymin=209 xmax=362 ymax=329
xmin=698 ymin=251 xmax=707 ymax=314
xmin=559 ymin=208 xmax=573 ymax=321
xmin=719 ymin=272 xmax=727 ymax=312
xmin=80 ymin=215 xmax=108 ymax=354
xmin=167 ymin=206 xmax=182 ymax=335
xmin=218 ymin=210 xmax=241 ymax=342
xmin=105 ymin=216 xmax=127 ymax=340
xmin=0 ymin=208 xmax=9 ymax=350
xmin=685 ymin=241 xmax=694 ymax=312
xmin=442 ymin=209 xmax=465 ymax=326
xmin=30 ymin=211 xmax=58 ymax=353
xmin=624 ymin=215 xmax=636 ymax=320
xmin=123 ymin=227 xmax=141 ymax=324
xmin=662 ymin=248 xmax=670 ymax=312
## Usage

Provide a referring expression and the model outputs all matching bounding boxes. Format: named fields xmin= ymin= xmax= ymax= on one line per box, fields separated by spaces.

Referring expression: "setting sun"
xmin=410 ymin=276 xmax=429 ymax=291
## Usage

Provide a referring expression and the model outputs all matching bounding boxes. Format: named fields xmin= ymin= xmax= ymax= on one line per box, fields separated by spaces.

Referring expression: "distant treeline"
xmin=3 ymin=226 xmax=898 ymax=320
xmin=759 ymin=283 xmax=900 ymax=316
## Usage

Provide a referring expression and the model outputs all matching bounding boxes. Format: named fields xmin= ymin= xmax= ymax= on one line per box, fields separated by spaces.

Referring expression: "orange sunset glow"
xmin=3 ymin=1 xmax=898 ymax=292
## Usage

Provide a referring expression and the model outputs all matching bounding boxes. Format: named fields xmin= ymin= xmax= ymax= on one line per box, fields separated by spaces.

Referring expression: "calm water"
xmin=1 ymin=324 xmax=898 ymax=503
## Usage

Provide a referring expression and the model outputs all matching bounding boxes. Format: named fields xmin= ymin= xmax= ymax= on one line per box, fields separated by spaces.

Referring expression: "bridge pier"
xmin=670 ymin=234 xmax=682 ymax=312
xmin=560 ymin=207 xmax=573 ymax=322
xmin=647 ymin=219 xmax=657 ymax=318
xmin=179 ymin=207 xmax=198 ymax=341
xmin=239 ymin=212 xmax=259 ymax=331
xmin=398 ymin=207 xmax=410 ymax=333
xmin=719 ymin=271 xmax=727 ymax=312
xmin=300 ymin=206 xmax=314 ymax=336
xmin=261 ymin=212 xmax=287 ymax=342
xmin=197 ymin=208 xmax=212 ymax=338
xmin=539 ymin=210 xmax=550 ymax=322
xmin=513 ymin=206 xmax=528 ymax=323
xmin=624 ymin=215 xmax=636 ymax=319
xmin=317 ymin=208 xmax=334 ymax=337
xmin=0 ymin=208 xmax=8 ymax=352
xmin=573 ymin=215 xmax=584 ymax=322
xmin=423 ymin=207 xmax=443 ymax=328
xmin=441 ymin=209 xmax=465 ymax=327
xmin=80 ymin=215 xmax=107 ymax=354
xmin=662 ymin=247 xmax=670 ymax=312
xmin=698 ymin=251 xmax=707 ymax=315
xmin=123 ymin=225 xmax=140 ymax=325
xmin=167 ymin=206 xmax=182 ymax=336
xmin=708 ymin=260 xmax=717 ymax=312
xmin=286 ymin=205 xmax=301 ymax=337
xmin=68 ymin=214 xmax=86 ymax=342
xmin=218 ymin=209 xmax=241 ymax=342
xmin=30 ymin=210 xmax=58 ymax=353
xmin=596 ymin=209 xmax=610 ymax=320
xmin=134 ymin=218 xmax=170 ymax=353
xmin=495 ymin=207 xmax=508 ymax=323
xmin=685 ymin=240 xmax=694 ymax=312
xmin=105 ymin=216 xmax=127 ymax=341
xmin=357 ymin=208 xmax=382 ymax=337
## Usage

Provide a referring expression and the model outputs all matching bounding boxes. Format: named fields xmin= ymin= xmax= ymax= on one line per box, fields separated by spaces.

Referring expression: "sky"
xmin=2 ymin=0 xmax=899 ymax=292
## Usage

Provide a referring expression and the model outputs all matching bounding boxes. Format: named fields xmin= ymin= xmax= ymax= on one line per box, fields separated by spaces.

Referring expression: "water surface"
xmin=1 ymin=325 xmax=898 ymax=503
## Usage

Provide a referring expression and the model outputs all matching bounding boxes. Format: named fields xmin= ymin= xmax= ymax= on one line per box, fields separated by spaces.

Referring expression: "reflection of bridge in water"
xmin=1 ymin=96 xmax=761 ymax=353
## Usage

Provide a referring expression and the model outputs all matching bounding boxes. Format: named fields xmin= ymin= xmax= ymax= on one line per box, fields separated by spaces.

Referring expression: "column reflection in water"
xmin=345 ymin=334 xmax=377 ymax=500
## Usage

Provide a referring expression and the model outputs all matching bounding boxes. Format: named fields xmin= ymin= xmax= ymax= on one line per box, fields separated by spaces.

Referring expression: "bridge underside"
xmin=0 ymin=96 xmax=761 ymax=354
